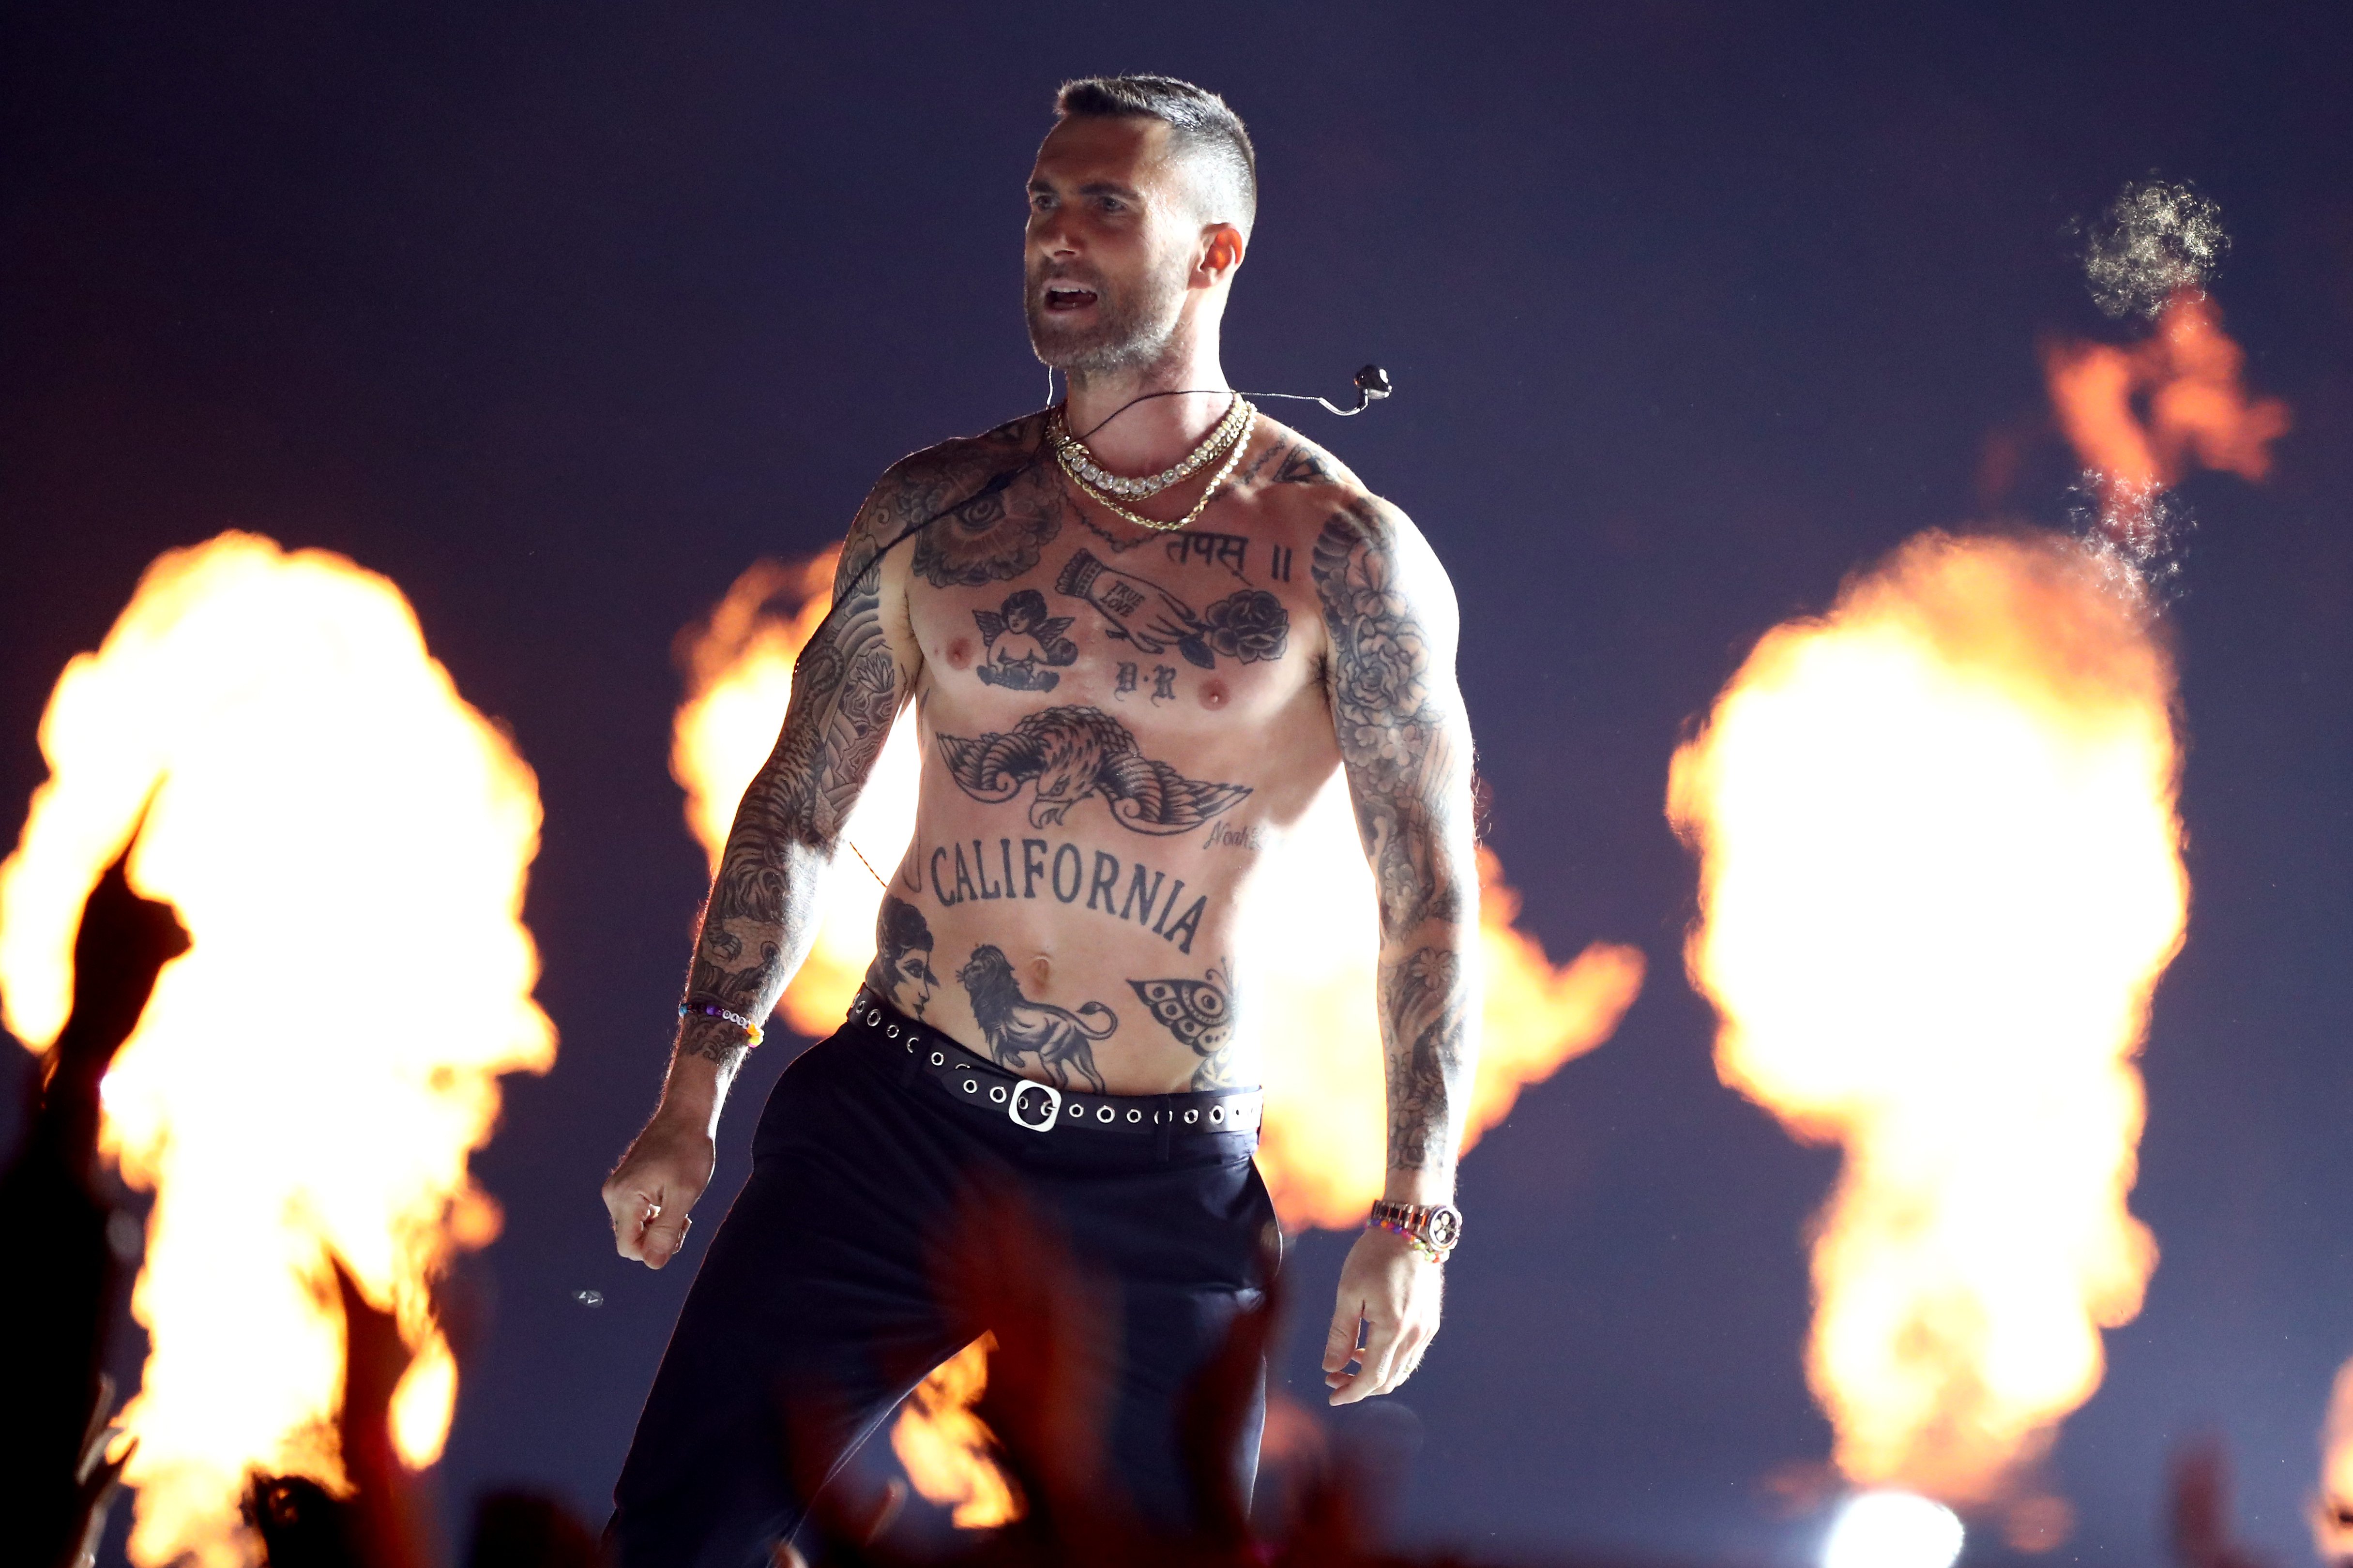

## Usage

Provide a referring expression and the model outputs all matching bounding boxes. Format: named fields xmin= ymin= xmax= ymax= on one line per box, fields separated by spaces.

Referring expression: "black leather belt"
xmin=849 ymin=991 xmax=1263 ymax=1138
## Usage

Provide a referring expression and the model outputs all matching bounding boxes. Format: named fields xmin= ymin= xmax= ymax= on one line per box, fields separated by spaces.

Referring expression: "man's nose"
xmin=1031 ymin=213 xmax=1081 ymax=258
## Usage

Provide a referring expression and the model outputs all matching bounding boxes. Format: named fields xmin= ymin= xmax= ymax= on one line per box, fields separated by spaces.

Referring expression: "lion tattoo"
xmin=957 ymin=945 xmax=1114 ymax=1093
xmin=936 ymin=706 xmax=1252 ymax=835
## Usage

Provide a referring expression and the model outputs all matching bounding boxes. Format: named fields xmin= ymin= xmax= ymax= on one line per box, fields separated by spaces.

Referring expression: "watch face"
xmin=1427 ymin=1205 xmax=1462 ymax=1250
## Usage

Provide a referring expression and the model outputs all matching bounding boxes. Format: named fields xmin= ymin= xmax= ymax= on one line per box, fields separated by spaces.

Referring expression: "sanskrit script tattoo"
xmin=937 ymin=706 xmax=1251 ymax=834
xmin=685 ymin=543 xmax=901 ymax=1066
xmin=865 ymin=895 xmax=938 ymax=1019
xmin=1130 ymin=962 xmax=1240 ymax=1088
xmin=973 ymin=588 xmax=1078 ymax=691
xmin=958 ymin=944 xmax=1114 ymax=1093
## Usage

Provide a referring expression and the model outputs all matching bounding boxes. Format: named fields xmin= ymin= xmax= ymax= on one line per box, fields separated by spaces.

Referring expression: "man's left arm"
xmin=1310 ymin=496 xmax=1480 ymax=1406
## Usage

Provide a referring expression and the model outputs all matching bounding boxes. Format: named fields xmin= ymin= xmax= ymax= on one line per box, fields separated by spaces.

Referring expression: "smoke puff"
xmin=2081 ymin=180 xmax=2229 ymax=320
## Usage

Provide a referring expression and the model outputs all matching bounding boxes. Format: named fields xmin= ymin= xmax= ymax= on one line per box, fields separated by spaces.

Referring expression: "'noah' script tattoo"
xmin=958 ymin=944 xmax=1114 ymax=1093
xmin=937 ymin=706 xmax=1252 ymax=835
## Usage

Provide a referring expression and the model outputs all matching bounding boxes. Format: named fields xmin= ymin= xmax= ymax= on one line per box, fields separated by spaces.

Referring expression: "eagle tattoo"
xmin=936 ymin=706 xmax=1252 ymax=834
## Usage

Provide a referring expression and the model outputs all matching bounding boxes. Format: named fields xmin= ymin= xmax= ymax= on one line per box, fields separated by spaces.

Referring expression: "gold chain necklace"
xmin=1054 ymin=404 xmax=1256 ymax=533
xmin=1050 ymin=393 xmax=1250 ymax=500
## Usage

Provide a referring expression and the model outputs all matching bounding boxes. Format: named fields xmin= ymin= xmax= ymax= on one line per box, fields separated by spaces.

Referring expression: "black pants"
xmin=608 ymin=993 xmax=1278 ymax=1568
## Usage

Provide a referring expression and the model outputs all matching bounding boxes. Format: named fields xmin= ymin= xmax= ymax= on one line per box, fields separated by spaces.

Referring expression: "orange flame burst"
xmin=2316 ymin=1358 xmax=2353 ymax=1564
xmin=1666 ymin=530 xmax=2186 ymax=1514
xmin=2043 ymin=291 xmax=2291 ymax=541
xmin=890 ymin=1335 xmax=1021 ymax=1528
xmin=0 ymin=532 xmax=554 ymax=1567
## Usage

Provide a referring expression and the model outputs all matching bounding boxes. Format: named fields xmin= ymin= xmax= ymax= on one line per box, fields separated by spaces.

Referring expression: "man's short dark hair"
xmin=1055 ymin=75 xmax=1257 ymax=237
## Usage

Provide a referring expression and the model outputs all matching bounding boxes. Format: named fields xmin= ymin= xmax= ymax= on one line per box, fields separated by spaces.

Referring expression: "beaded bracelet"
xmin=1370 ymin=1212 xmax=1447 ymax=1263
xmin=679 ymin=998 xmax=763 ymax=1049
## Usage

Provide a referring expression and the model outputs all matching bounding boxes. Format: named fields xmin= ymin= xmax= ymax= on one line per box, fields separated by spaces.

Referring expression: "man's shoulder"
xmin=837 ymin=412 xmax=1049 ymax=588
xmin=876 ymin=410 xmax=1050 ymax=499
xmin=1237 ymin=415 xmax=1436 ymax=564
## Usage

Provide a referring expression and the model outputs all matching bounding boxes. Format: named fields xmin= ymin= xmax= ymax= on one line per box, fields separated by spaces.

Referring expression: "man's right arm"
xmin=602 ymin=485 xmax=919 ymax=1267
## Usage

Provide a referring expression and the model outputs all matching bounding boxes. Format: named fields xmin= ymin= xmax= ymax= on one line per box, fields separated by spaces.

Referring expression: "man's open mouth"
xmin=1043 ymin=283 xmax=1098 ymax=313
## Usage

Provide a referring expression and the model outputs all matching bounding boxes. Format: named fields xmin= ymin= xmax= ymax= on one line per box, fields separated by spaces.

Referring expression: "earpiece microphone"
xmin=1254 ymin=363 xmax=1394 ymax=417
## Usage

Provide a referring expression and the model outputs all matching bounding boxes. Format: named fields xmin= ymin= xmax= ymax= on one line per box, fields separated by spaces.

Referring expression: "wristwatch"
xmin=1368 ymin=1199 xmax=1463 ymax=1263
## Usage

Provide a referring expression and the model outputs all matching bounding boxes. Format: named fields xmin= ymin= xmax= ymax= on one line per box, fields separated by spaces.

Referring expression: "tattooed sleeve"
xmin=674 ymin=467 xmax=927 ymax=1070
xmin=1311 ymin=499 xmax=1479 ymax=1174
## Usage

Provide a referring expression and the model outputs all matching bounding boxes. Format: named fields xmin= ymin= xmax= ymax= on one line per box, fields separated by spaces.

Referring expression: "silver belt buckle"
xmin=1007 ymin=1080 xmax=1061 ymax=1132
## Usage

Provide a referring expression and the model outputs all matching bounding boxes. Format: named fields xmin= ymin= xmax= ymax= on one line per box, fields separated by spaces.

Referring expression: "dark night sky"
xmin=4 ymin=4 xmax=2352 ymax=1564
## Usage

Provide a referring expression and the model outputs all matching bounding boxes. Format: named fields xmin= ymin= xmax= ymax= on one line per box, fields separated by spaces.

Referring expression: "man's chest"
xmin=906 ymin=509 xmax=1322 ymax=725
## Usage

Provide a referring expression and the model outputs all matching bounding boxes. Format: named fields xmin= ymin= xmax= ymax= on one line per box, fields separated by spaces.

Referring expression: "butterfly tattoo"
xmin=1130 ymin=963 xmax=1238 ymax=1087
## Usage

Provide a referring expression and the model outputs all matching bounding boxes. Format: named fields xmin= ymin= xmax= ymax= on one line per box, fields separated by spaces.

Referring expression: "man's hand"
xmin=1321 ymin=1225 xmax=1443 ymax=1405
xmin=602 ymin=1107 xmax=716 ymax=1270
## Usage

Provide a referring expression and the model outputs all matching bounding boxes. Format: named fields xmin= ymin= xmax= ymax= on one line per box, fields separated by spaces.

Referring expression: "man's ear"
xmin=1196 ymin=223 xmax=1246 ymax=287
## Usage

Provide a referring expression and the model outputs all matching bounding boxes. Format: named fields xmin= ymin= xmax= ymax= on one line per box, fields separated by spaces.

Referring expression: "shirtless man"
xmin=603 ymin=75 xmax=1478 ymax=1566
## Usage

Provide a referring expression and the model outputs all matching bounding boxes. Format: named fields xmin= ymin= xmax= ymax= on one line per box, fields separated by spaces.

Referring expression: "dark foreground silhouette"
xmin=4 ymin=836 xmax=2287 ymax=1568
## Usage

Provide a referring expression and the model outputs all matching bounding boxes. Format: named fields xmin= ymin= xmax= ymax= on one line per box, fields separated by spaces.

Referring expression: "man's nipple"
xmin=1199 ymin=679 xmax=1229 ymax=710
xmin=945 ymin=638 xmax=974 ymax=670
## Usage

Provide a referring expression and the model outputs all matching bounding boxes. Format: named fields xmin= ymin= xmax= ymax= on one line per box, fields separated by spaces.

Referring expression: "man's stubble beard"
xmin=1025 ymin=252 xmax=1191 ymax=377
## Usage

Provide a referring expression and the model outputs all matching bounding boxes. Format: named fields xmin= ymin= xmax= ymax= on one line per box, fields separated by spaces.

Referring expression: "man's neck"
xmin=1062 ymin=339 xmax=1231 ymax=478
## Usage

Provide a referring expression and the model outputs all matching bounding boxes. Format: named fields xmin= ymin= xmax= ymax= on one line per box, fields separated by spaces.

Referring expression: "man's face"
xmin=1025 ymin=116 xmax=1198 ymax=373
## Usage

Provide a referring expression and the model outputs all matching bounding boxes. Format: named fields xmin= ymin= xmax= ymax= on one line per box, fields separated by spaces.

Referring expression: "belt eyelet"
xmin=1184 ymin=1109 xmax=1198 ymax=1124
xmin=1096 ymin=1105 xmax=1114 ymax=1122
xmin=1126 ymin=1108 xmax=1142 ymax=1123
xmin=962 ymin=1080 xmax=977 ymax=1093
xmin=886 ymin=1025 xmax=897 ymax=1037
xmin=990 ymin=1086 xmax=1007 ymax=1102
xmin=930 ymin=1051 xmax=944 ymax=1066
xmin=866 ymin=1013 xmax=879 ymax=1027
xmin=1067 ymin=1103 xmax=1082 ymax=1117
xmin=1210 ymin=1105 xmax=1225 ymax=1124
